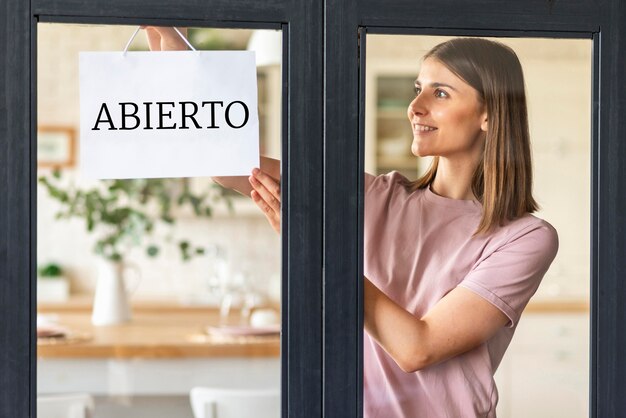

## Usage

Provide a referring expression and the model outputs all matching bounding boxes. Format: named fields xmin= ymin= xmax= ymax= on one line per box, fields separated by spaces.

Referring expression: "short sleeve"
xmin=364 ymin=171 xmax=407 ymax=194
xmin=457 ymin=221 xmax=559 ymax=328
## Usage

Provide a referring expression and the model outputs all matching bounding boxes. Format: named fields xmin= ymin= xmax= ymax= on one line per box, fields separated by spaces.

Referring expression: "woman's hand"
xmin=249 ymin=168 xmax=281 ymax=233
xmin=141 ymin=26 xmax=189 ymax=51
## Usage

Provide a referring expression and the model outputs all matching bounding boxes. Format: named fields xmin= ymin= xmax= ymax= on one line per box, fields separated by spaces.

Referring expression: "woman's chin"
xmin=411 ymin=143 xmax=430 ymax=158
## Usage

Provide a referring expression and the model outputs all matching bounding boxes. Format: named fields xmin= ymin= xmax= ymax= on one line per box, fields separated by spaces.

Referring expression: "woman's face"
xmin=407 ymin=58 xmax=488 ymax=159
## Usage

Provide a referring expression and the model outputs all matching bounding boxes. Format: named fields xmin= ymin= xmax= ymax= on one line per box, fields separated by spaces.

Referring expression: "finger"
xmin=251 ymin=190 xmax=280 ymax=232
xmin=143 ymin=26 xmax=188 ymax=51
xmin=250 ymin=189 xmax=276 ymax=215
xmin=144 ymin=27 xmax=162 ymax=51
xmin=251 ymin=190 xmax=279 ymax=227
xmin=252 ymin=168 xmax=280 ymax=198
xmin=252 ymin=168 xmax=280 ymax=200
xmin=155 ymin=26 xmax=189 ymax=50
xmin=250 ymin=177 xmax=280 ymax=214
xmin=249 ymin=175 xmax=280 ymax=213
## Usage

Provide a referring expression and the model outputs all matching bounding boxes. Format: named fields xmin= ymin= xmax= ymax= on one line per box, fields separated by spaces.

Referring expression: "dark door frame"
xmin=2 ymin=0 xmax=625 ymax=417
xmin=324 ymin=1 xmax=625 ymax=417
xmin=1 ymin=1 xmax=323 ymax=417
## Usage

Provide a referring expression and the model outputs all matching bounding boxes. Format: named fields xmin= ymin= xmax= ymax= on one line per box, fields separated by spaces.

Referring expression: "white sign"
xmin=79 ymin=51 xmax=259 ymax=179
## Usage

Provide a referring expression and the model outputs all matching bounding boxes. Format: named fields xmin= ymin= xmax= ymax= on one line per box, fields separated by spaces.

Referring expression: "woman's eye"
xmin=414 ymin=86 xmax=421 ymax=96
xmin=435 ymin=89 xmax=448 ymax=99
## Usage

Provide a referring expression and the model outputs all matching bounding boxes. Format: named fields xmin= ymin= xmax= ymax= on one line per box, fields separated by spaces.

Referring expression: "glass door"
xmin=321 ymin=1 xmax=624 ymax=417
xmin=36 ymin=23 xmax=283 ymax=418
xmin=362 ymin=33 xmax=591 ymax=417
xmin=0 ymin=0 xmax=325 ymax=416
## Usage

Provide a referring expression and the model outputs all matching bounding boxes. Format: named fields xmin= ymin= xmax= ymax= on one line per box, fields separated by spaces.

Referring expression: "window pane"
xmin=363 ymin=34 xmax=590 ymax=418
xmin=37 ymin=23 xmax=282 ymax=418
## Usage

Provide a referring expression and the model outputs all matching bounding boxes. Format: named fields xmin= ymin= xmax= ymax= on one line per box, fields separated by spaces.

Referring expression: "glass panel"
xmin=363 ymin=34 xmax=591 ymax=418
xmin=36 ymin=23 xmax=282 ymax=418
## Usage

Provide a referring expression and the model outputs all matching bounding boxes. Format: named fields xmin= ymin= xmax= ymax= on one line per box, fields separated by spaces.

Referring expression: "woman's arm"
xmin=247 ymin=170 xmax=510 ymax=373
xmin=248 ymin=172 xmax=509 ymax=371
xmin=364 ymin=279 xmax=508 ymax=372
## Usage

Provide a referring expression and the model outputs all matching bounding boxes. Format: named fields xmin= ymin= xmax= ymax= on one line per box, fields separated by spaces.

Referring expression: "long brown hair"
xmin=407 ymin=38 xmax=538 ymax=235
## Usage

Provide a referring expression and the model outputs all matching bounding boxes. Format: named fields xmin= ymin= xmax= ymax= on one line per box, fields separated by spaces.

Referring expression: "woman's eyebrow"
xmin=414 ymin=79 xmax=458 ymax=92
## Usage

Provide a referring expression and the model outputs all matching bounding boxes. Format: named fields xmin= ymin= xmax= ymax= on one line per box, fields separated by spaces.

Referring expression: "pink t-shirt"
xmin=363 ymin=171 xmax=559 ymax=418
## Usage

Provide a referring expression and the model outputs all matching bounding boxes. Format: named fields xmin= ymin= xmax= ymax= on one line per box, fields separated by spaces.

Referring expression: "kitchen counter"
xmin=524 ymin=298 xmax=589 ymax=313
xmin=37 ymin=298 xmax=280 ymax=359
xmin=37 ymin=295 xmax=586 ymax=359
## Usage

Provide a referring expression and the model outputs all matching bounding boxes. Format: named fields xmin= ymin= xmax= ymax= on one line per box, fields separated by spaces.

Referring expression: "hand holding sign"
xmin=142 ymin=26 xmax=189 ymax=51
xmin=249 ymin=168 xmax=281 ymax=234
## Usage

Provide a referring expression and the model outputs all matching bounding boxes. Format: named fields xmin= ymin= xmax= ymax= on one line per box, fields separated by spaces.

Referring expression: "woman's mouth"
xmin=413 ymin=123 xmax=438 ymax=134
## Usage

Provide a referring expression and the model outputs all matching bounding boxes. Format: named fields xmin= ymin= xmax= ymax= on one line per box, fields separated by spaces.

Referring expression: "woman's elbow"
xmin=396 ymin=350 xmax=432 ymax=373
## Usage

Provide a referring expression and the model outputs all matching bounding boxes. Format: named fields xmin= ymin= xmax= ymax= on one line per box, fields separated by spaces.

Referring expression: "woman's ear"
xmin=480 ymin=112 xmax=488 ymax=132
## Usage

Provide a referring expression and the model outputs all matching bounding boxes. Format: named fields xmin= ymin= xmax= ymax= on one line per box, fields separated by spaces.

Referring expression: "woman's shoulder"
xmin=496 ymin=214 xmax=559 ymax=255
xmin=364 ymin=170 xmax=412 ymax=192
xmin=508 ymin=214 xmax=557 ymax=235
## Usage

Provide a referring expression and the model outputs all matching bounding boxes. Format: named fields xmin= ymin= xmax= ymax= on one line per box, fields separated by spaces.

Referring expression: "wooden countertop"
xmin=36 ymin=295 xmax=587 ymax=360
xmin=524 ymin=299 xmax=589 ymax=313
xmin=39 ymin=295 xmax=589 ymax=314
xmin=37 ymin=299 xmax=280 ymax=359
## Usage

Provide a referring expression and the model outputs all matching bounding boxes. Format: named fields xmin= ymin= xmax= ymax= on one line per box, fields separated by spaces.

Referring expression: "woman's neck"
xmin=431 ymin=156 xmax=480 ymax=201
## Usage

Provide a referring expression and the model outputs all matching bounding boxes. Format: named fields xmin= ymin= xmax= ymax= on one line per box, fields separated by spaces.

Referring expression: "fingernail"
xmin=252 ymin=168 xmax=260 ymax=175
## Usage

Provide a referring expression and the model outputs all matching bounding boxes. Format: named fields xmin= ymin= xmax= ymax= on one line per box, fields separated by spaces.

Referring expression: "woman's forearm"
xmin=364 ymin=278 xmax=431 ymax=373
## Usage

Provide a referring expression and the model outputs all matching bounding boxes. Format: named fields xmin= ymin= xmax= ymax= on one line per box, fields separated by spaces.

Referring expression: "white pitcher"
xmin=91 ymin=259 xmax=140 ymax=326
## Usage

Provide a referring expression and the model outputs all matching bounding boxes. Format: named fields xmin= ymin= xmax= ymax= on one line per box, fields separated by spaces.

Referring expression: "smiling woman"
xmin=245 ymin=36 xmax=561 ymax=418
xmin=358 ymin=38 xmax=559 ymax=418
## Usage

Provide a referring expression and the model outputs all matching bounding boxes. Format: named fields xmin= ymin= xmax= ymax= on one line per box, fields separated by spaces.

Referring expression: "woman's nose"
xmin=408 ymin=95 xmax=427 ymax=117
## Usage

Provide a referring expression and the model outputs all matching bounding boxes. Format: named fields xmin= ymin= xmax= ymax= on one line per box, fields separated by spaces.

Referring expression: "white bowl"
xmin=250 ymin=309 xmax=280 ymax=328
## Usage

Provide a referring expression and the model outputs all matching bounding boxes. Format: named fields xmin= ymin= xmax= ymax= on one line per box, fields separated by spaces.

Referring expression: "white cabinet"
xmin=494 ymin=313 xmax=589 ymax=418
xmin=38 ymin=358 xmax=280 ymax=395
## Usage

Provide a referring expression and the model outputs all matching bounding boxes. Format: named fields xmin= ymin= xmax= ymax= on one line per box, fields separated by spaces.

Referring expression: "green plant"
xmin=39 ymin=170 xmax=233 ymax=262
xmin=38 ymin=262 xmax=63 ymax=278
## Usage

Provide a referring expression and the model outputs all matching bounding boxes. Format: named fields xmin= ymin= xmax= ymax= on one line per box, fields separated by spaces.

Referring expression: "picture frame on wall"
xmin=37 ymin=125 xmax=76 ymax=168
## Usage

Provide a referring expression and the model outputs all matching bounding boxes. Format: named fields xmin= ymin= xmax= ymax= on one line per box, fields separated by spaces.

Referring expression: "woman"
xmin=145 ymin=29 xmax=558 ymax=417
